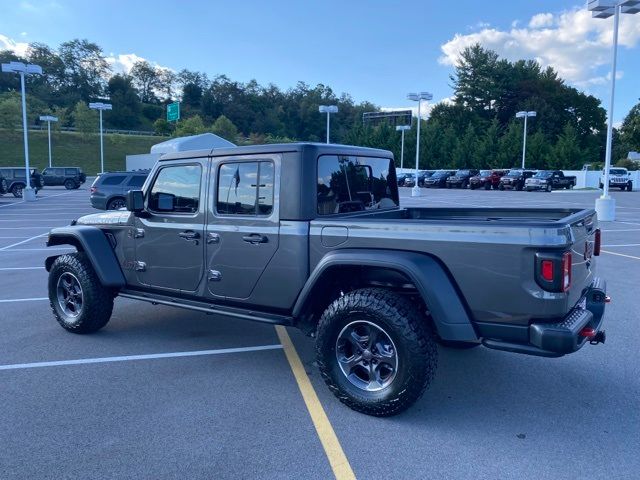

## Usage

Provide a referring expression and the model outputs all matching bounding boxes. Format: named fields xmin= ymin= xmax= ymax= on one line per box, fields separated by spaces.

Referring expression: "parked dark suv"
xmin=0 ymin=168 xmax=44 ymax=197
xmin=423 ymin=170 xmax=456 ymax=188
xmin=498 ymin=169 xmax=536 ymax=191
xmin=90 ymin=170 xmax=149 ymax=210
xmin=42 ymin=167 xmax=86 ymax=189
xmin=446 ymin=169 xmax=480 ymax=189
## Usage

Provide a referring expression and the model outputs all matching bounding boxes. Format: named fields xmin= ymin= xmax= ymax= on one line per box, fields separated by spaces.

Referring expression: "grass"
xmin=0 ymin=129 xmax=161 ymax=174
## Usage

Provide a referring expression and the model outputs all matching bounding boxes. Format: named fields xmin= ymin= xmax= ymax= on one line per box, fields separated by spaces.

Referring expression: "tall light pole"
xmin=588 ymin=0 xmax=640 ymax=221
xmin=396 ymin=125 xmax=411 ymax=171
xmin=515 ymin=111 xmax=536 ymax=169
xmin=1 ymin=61 xmax=43 ymax=201
xmin=407 ymin=92 xmax=433 ymax=197
xmin=318 ymin=105 xmax=338 ymax=143
xmin=89 ymin=102 xmax=112 ymax=174
xmin=39 ymin=115 xmax=58 ymax=168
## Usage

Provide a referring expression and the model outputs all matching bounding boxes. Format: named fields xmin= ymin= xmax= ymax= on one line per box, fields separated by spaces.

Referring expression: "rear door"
xmin=134 ymin=161 xmax=206 ymax=292
xmin=205 ymin=154 xmax=279 ymax=301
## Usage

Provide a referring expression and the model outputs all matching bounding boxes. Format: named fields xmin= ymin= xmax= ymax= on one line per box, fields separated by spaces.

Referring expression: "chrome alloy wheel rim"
xmin=56 ymin=272 xmax=83 ymax=318
xmin=335 ymin=320 xmax=398 ymax=392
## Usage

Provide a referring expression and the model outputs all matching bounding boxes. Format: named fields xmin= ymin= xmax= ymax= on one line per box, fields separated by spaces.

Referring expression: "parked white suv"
xmin=600 ymin=168 xmax=633 ymax=191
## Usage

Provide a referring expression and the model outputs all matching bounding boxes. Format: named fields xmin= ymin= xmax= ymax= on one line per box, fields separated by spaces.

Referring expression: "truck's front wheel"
xmin=315 ymin=288 xmax=437 ymax=417
xmin=48 ymin=253 xmax=114 ymax=333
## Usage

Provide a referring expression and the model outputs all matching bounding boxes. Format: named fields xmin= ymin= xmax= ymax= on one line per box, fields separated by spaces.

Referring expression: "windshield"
xmin=479 ymin=170 xmax=491 ymax=176
xmin=534 ymin=171 xmax=553 ymax=178
xmin=432 ymin=171 xmax=449 ymax=178
xmin=456 ymin=170 xmax=470 ymax=176
xmin=505 ymin=170 xmax=522 ymax=177
xmin=609 ymin=169 xmax=627 ymax=175
xmin=317 ymin=155 xmax=399 ymax=214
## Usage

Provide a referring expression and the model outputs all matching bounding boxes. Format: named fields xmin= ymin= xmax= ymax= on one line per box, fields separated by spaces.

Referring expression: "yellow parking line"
xmin=275 ymin=326 xmax=356 ymax=480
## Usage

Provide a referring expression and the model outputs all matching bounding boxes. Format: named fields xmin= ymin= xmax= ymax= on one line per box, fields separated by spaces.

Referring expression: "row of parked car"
xmin=398 ymin=169 xmax=578 ymax=192
xmin=0 ymin=166 xmax=86 ymax=197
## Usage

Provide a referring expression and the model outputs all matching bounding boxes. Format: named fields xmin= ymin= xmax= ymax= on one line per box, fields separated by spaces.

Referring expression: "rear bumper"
xmin=483 ymin=278 xmax=607 ymax=357
xmin=529 ymin=278 xmax=607 ymax=355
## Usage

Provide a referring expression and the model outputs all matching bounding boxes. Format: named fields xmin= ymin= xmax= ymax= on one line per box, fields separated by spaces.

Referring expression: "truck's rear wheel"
xmin=315 ymin=288 xmax=437 ymax=417
xmin=48 ymin=252 xmax=114 ymax=333
xmin=64 ymin=179 xmax=76 ymax=190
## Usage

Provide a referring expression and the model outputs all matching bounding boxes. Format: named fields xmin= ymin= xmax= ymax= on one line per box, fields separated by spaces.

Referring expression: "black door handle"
xmin=242 ymin=233 xmax=268 ymax=244
xmin=178 ymin=231 xmax=200 ymax=240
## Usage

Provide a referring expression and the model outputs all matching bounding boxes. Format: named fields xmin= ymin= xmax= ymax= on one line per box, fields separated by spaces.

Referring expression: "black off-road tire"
xmin=498 ymin=184 xmax=505 ymax=191
xmin=107 ymin=197 xmax=126 ymax=210
xmin=48 ymin=252 xmax=114 ymax=334
xmin=437 ymin=339 xmax=481 ymax=349
xmin=64 ymin=179 xmax=76 ymax=190
xmin=315 ymin=288 xmax=438 ymax=417
xmin=11 ymin=183 xmax=24 ymax=197
xmin=484 ymin=182 xmax=491 ymax=190
xmin=628 ymin=182 xmax=633 ymax=192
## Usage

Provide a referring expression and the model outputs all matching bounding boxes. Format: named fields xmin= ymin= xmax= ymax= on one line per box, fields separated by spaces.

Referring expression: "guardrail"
xmin=17 ymin=125 xmax=167 ymax=137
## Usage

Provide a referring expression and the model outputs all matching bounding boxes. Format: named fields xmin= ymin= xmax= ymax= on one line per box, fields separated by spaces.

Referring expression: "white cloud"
xmin=105 ymin=53 xmax=147 ymax=74
xmin=439 ymin=8 xmax=640 ymax=88
xmin=0 ymin=34 xmax=29 ymax=56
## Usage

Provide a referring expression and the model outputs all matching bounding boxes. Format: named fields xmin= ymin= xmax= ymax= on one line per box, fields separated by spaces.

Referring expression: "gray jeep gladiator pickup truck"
xmin=45 ymin=143 xmax=608 ymax=416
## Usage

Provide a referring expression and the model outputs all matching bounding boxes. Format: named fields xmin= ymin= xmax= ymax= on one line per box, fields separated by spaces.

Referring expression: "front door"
xmin=205 ymin=156 xmax=279 ymax=301
xmin=134 ymin=161 xmax=206 ymax=292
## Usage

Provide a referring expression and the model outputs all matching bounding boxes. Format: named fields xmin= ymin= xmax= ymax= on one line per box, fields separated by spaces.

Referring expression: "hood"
xmin=75 ymin=210 xmax=133 ymax=226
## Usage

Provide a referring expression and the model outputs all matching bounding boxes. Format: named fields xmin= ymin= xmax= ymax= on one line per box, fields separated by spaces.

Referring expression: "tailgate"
xmin=566 ymin=209 xmax=598 ymax=307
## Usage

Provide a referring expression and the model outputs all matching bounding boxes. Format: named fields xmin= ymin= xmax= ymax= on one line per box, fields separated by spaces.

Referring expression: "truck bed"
xmin=310 ymin=206 xmax=598 ymax=326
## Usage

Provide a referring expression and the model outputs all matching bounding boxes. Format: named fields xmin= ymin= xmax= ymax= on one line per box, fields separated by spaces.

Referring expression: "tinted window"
xmin=148 ymin=165 xmax=201 ymax=213
xmin=217 ymin=161 xmax=274 ymax=215
xmin=317 ymin=155 xmax=398 ymax=215
xmin=14 ymin=170 xmax=26 ymax=179
xmin=127 ymin=175 xmax=146 ymax=187
xmin=100 ymin=175 xmax=126 ymax=186
xmin=0 ymin=170 xmax=11 ymax=179
xmin=65 ymin=168 xmax=77 ymax=175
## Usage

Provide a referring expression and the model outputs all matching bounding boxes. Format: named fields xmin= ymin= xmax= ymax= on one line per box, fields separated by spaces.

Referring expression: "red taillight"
xmin=594 ymin=228 xmax=601 ymax=256
xmin=541 ymin=260 xmax=554 ymax=281
xmin=562 ymin=251 xmax=572 ymax=292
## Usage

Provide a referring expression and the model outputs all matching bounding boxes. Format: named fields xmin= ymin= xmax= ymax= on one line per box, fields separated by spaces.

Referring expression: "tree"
xmin=130 ymin=61 xmax=160 ymax=103
xmin=547 ymin=123 xmax=583 ymax=169
xmin=153 ymin=118 xmax=172 ymax=135
xmin=211 ymin=115 xmax=238 ymax=142
xmin=58 ymin=39 xmax=110 ymax=102
xmin=0 ymin=94 xmax=21 ymax=135
xmin=72 ymin=101 xmax=97 ymax=140
xmin=174 ymin=115 xmax=206 ymax=136
xmin=107 ymin=75 xmax=141 ymax=129
xmin=621 ymin=99 xmax=640 ymax=150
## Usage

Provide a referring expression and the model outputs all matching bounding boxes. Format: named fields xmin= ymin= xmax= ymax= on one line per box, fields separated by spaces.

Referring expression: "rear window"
xmin=127 ymin=175 xmax=146 ymax=187
xmin=100 ymin=175 xmax=126 ymax=186
xmin=65 ymin=168 xmax=77 ymax=175
xmin=317 ymin=155 xmax=398 ymax=215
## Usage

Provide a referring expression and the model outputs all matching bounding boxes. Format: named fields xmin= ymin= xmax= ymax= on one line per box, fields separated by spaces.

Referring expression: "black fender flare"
xmin=293 ymin=249 xmax=478 ymax=342
xmin=45 ymin=226 xmax=125 ymax=288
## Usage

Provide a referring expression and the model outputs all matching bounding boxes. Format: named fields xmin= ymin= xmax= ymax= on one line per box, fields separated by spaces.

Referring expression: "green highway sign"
xmin=167 ymin=102 xmax=180 ymax=122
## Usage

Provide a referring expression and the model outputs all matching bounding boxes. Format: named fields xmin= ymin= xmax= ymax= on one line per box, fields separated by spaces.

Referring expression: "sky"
xmin=1 ymin=0 xmax=639 ymax=123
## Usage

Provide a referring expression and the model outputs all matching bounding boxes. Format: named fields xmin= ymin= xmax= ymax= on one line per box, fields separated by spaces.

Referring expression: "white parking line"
xmin=601 ymin=229 xmax=640 ymax=232
xmin=0 ymin=233 xmax=47 ymax=251
xmin=601 ymin=250 xmax=640 ymax=261
xmin=0 ymin=267 xmax=44 ymax=271
xmin=0 ymin=297 xmax=48 ymax=303
xmin=0 ymin=344 xmax=284 ymax=371
xmin=602 ymin=244 xmax=640 ymax=247
xmin=1 ymin=247 xmax=73 ymax=251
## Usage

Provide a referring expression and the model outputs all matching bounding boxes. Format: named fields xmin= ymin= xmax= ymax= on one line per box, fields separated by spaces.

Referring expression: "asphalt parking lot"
xmin=1 ymin=186 xmax=639 ymax=480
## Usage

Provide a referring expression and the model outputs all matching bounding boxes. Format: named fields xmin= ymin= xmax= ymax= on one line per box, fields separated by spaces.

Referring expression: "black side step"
xmin=119 ymin=291 xmax=294 ymax=326
xmin=482 ymin=339 xmax=563 ymax=358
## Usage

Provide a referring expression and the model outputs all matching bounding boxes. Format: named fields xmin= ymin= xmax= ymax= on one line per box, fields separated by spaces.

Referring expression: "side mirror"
xmin=126 ymin=190 xmax=144 ymax=212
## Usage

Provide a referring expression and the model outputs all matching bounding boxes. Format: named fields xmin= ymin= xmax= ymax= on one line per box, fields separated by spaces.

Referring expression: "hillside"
xmin=0 ymin=129 xmax=160 ymax=174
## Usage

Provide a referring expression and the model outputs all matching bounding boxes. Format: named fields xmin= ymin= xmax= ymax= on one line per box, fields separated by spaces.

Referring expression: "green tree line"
xmin=1 ymin=39 xmax=639 ymax=170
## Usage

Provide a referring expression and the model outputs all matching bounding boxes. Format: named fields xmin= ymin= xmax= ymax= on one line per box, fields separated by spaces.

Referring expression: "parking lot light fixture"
xmin=407 ymin=92 xmax=433 ymax=197
xmin=39 ymin=115 xmax=59 ymax=168
xmin=318 ymin=105 xmax=338 ymax=144
xmin=89 ymin=102 xmax=113 ymax=174
xmin=396 ymin=125 xmax=411 ymax=171
xmin=515 ymin=111 xmax=536 ymax=169
xmin=588 ymin=0 xmax=639 ymax=221
xmin=1 ymin=62 xmax=43 ymax=201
